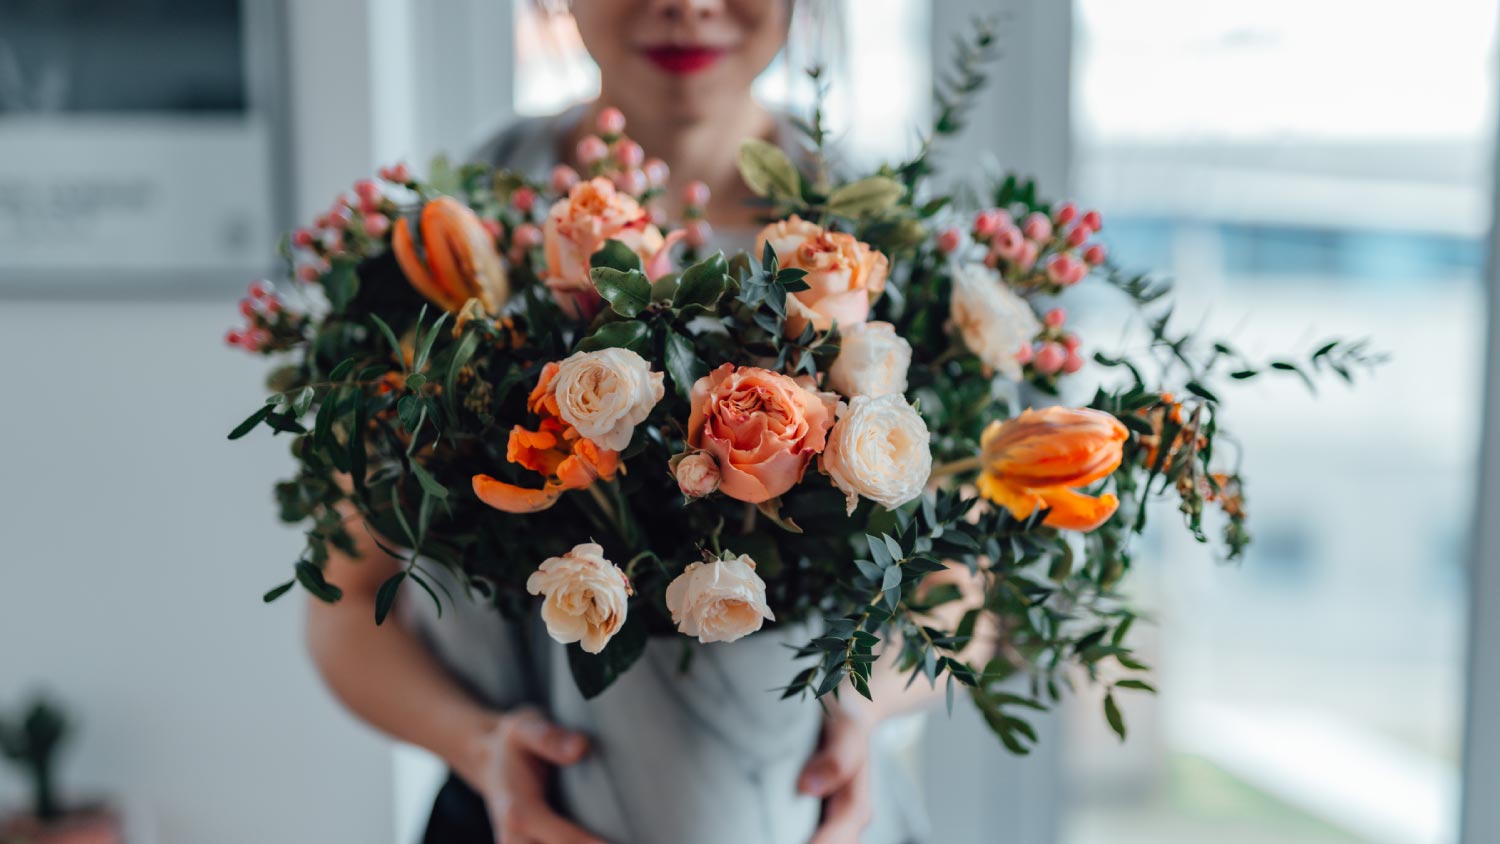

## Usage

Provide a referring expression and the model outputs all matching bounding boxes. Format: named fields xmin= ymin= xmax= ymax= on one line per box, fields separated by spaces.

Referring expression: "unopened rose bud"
xmin=676 ymin=453 xmax=721 ymax=499
xmin=643 ymin=157 xmax=669 ymax=188
xmin=1062 ymin=351 xmax=1085 ymax=374
xmin=1066 ymin=225 xmax=1090 ymax=248
xmin=363 ymin=213 xmax=390 ymax=238
xmin=512 ymin=223 xmax=543 ymax=251
xmin=577 ymin=135 xmax=609 ymax=166
xmin=1084 ymin=244 xmax=1107 ymax=266
xmin=1082 ymin=210 xmax=1103 ymax=232
xmin=1053 ymin=202 xmax=1077 ymax=226
xmin=1034 ymin=342 xmax=1067 ymax=375
xmin=550 ymin=164 xmax=580 ymax=194
xmin=936 ymin=227 xmax=962 ymax=255
xmin=614 ymin=139 xmax=645 ymax=169
xmin=1045 ymin=307 xmax=1067 ymax=328
xmin=683 ymin=180 xmax=710 ymax=208
xmin=512 ymin=186 xmax=537 ymax=213
xmin=615 ymin=168 xmax=648 ymax=196
xmin=685 ymin=219 xmax=713 ymax=249
xmin=1023 ymin=212 xmax=1053 ymax=243
xmin=597 ymin=106 xmax=626 ymax=136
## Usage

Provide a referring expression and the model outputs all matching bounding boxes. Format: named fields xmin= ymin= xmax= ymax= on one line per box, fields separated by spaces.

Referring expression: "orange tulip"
xmin=471 ymin=362 xmax=620 ymax=513
xmin=392 ymin=197 xmax=508 ymax=314
xmin=976 ymin=407 xmax=1128 ymax=532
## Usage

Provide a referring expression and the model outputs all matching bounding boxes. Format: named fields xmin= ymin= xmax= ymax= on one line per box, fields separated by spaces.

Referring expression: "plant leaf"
xmin=374 ymin=571 xmax=406 ymax=625
xmin=825 ymin=176 xmax=904 ymax=217
xmin=737 ymin=139 xmax=801 ymax=199
xmin=591 ymin=267 xmax=653 ymax=317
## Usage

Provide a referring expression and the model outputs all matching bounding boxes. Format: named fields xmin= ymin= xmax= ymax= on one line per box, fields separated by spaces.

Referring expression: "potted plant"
xmin=0 ymin=697 xmax=122 ymax=844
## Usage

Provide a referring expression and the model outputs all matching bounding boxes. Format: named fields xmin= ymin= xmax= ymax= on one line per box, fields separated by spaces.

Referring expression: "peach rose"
xmin=687 ymin=364 xmax=839 ymax=503
xmin=543 ymin=177 xmax=679 ymax=319
xmin=821 ymin=394 xmax=932 ymax=514
xmin=665 ymin=554 xmax=775 ymax=644
xmin=526 ymin=542 xmax=633 ymax=653
xmin=552 ymin=348 xmax=664 ymax=451
xmin=826 ymin=320 xmax=911 ymax=398
xmin=754 ymin=215 xmax=889 ymax=337
xmin=674 ymin=452 xmax=721 ymax=499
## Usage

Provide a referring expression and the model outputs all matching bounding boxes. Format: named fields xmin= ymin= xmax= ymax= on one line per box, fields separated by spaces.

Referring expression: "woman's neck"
xmin=568 ymin=95 xmax=779 ymax=229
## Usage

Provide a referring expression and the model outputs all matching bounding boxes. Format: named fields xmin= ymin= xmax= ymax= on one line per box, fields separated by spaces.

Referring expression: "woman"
xmin=307 ymin=2 xmax=976 ymax=842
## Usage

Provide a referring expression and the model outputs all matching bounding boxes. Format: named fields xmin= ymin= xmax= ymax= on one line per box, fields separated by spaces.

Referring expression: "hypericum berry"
xmin=1015 ymin=342 xmax=1035 ymax=365
xmin=613 ymin=139 xmax=645 ymax=169
xmin=1084 ymin=244 xmax=1107 ymax=266
xmin=1062 ymin=332 xmax=1081 ymax=351
xmin=596 ymin=106 xmax=626 ymax=136
xmin=643 ymin=158 xmax=669 ymax=188
xmin=292 ymin=228 xmax=315 ymax=249
xmin=354 ymin=178 xmax=380 ymax=204
xmin=481 ymin=218 xmax=504 ymax=241
xmin=683 ymin=180 xmax=711 ymax=208
xmin=512 ymin=223 xmax=543 ymax=251
xmin=1034 ymin=342 xmax=1067 ymax=375
xmin=1066 ymin=225 xmax=1090 ymax=248
xmin=615 ymin=168 xmax=648 ymax=196
xmin=1045 ymin=307 xmax=1067 ymax=328
xmin=1017 ymin=241 xmax=1040 ymax=271
xmin=511 ymin=186 xmax=537 ymax=213
xmin=239 ymin=298 xmax=258 ymax=318
xmin=248 ymin=279 xmax=274 ymax=299
xmin=248 ymin=328 xmax=271 ymax=350
xmin=297 ymin=264 xmax=321 ymax=284
xmin=363 ymin=213 xmax=390 ymax=238
xmin=326 ymin=207 xmax=351 ymax=230
xmin=973 ymin=209 xmax=1006 ymax=239
xmin=1053 ymin=203 xmax=1077 ymax=226
xmin=1062 ymin=351 xmax=1085 ymax=374
xmin=577 ymin=135 xmax=609 ymax=166
xmin=263 ymin=296 xmax=282 ymax=314
xmin=379 ymin=162 xmax=411 ymax=183
xmin=685 ymin=220 xmax=713 ymax=249
xmin=1081 ymin=209 xmax=1103 ymax=232
xmin=225 ymin=328 xmax=245 ymax=347
xmin=992 ymin=225 xmax=1025 ymax=260
xmin=1022 ymin=212 xmax=1053 ymax=243
xmin=936 ymin=227 xmax=962 ymax=255
xmin=550 ymin=164 xmax=580 ymax=194
xmin=1047 ymin=254 xmax=1077 ymax=286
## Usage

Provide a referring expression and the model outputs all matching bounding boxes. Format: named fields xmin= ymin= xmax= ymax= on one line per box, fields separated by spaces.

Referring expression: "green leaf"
xmin=262 ymin=580 xmax=295 ymax=603
xmin=444 ymin=329 xmax=482 ymax=415
xmin=591 ymin=239 xmax=643 ymax=273
xmin=410 ymin=462 xmax=449 ymax=500
xmin=568 ymin=613 xmax=648 ymax=699
xmin=591 ymin=267 xmax=653 ymax=317
xmin=323 ymin=260 xmax=359 ymax=311
xmin=1103 ymin=693 xmax=1127 ymax=741
xmin=673 ymin=252 xmax=728 ymax=309
xmin=295 ymin=561 xmax=343 ymax=604
xmin=736 ymin=139 xmax=801 ymax=199
xmin=825 ymin=176 xmax=904 ymax=217
xmin=227 ymin=405 xmax=273 ymax=440
xmin=409 ymin=570 xmax=444 ymax=617
xmin=293 ymin=386 xmax=316 ymax=417
xmin=881 ymin=565 xmax=903 ymax=610
xmin=413 ymin=313 xmax=450 ymax=372
xmin=369 ymin=314 xmax=407 ymax=372
xmin=328 ymin=358 xmax=356 ymax=381
xmin=1115 ymin=679 xmax=1157 ymax=693
xmin=577 ymin=320 xmax=651 ymax=354
xmin=374 ymin=571 xmax=406 ymax=625
xmin=664 ymin=329 xmax=705 ymax=400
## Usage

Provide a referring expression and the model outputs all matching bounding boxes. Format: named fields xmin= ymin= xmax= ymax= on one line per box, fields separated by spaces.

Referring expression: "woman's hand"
xmin=457 ymin=707 xmax=605 ymax=844
xmin=798 ymin=705 xmax=875 ymax=844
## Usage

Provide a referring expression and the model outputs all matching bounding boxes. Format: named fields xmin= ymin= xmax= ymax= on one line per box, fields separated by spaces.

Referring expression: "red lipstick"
xmin=642 ymin=46 xmax=725 ymax=75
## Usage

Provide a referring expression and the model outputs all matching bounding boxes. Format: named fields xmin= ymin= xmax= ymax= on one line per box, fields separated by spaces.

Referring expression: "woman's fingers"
xmin=508 ymin=709 xmax=590 ymax=766
xmin=808 ymin=761 xmax=873 ymax=844
xmin=521 ymin=806 xmax=610 ymax=844
xmin=797 ymin=713 xmax=869 ymax=798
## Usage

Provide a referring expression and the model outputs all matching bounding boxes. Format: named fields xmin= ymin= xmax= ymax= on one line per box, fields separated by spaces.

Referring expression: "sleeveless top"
xmin=401 ymin=103 xmax=931 ymax=843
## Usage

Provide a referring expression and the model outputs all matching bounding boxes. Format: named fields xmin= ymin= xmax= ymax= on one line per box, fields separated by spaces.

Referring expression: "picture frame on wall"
xmin=0 ymin=0 xmax=290 ymax=297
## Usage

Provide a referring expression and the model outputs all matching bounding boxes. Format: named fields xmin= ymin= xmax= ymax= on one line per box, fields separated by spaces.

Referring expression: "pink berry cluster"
xmin=681 ymin=180 xmax=712 ymax=249
xmin=573 ymin=106 xmax=667 ymax=203
xmin=225 ymin=280 xmax=303 ymax=353
xmin=287 ymin=170 xmax=412 ymax=284
xmin=969 ymin=203 xmax=1107 ymax=292
xmin=1017 ymin=307 xmax=1085 ymax=380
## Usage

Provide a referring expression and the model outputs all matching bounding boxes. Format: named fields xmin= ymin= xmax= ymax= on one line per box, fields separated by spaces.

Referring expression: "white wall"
xmin=0 ymin=301 xmax=394 ymax=843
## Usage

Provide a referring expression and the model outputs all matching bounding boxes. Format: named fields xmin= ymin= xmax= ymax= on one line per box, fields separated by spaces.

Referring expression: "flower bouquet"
xmin=230 ymin=31 xmax=1377 ymax=763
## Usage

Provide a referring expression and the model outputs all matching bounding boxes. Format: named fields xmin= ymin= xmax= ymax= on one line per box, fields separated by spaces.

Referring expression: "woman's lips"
xmin=642 ymin=46 xmax=726 ymax=75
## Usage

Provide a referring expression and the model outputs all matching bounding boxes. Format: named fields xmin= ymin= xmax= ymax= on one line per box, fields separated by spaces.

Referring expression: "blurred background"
xmin=1 ymin=1 xmax=1497 ymax=842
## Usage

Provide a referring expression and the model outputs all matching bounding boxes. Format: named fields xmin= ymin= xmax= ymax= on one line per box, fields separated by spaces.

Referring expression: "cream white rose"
xmin=827 ymin=321 xmax=911 ymax=398
xmin=526 ymin=542 xmax=632 ymax=654
xmin=821 ymin=394 xmax=932 ymax=514
xmin=949 ymin=263 xmax=1041 ymax=381
xmin=665 ymin=554 xmax=775 ymax=644
xmin=552 ymin=347 xmax=665 ymax=450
